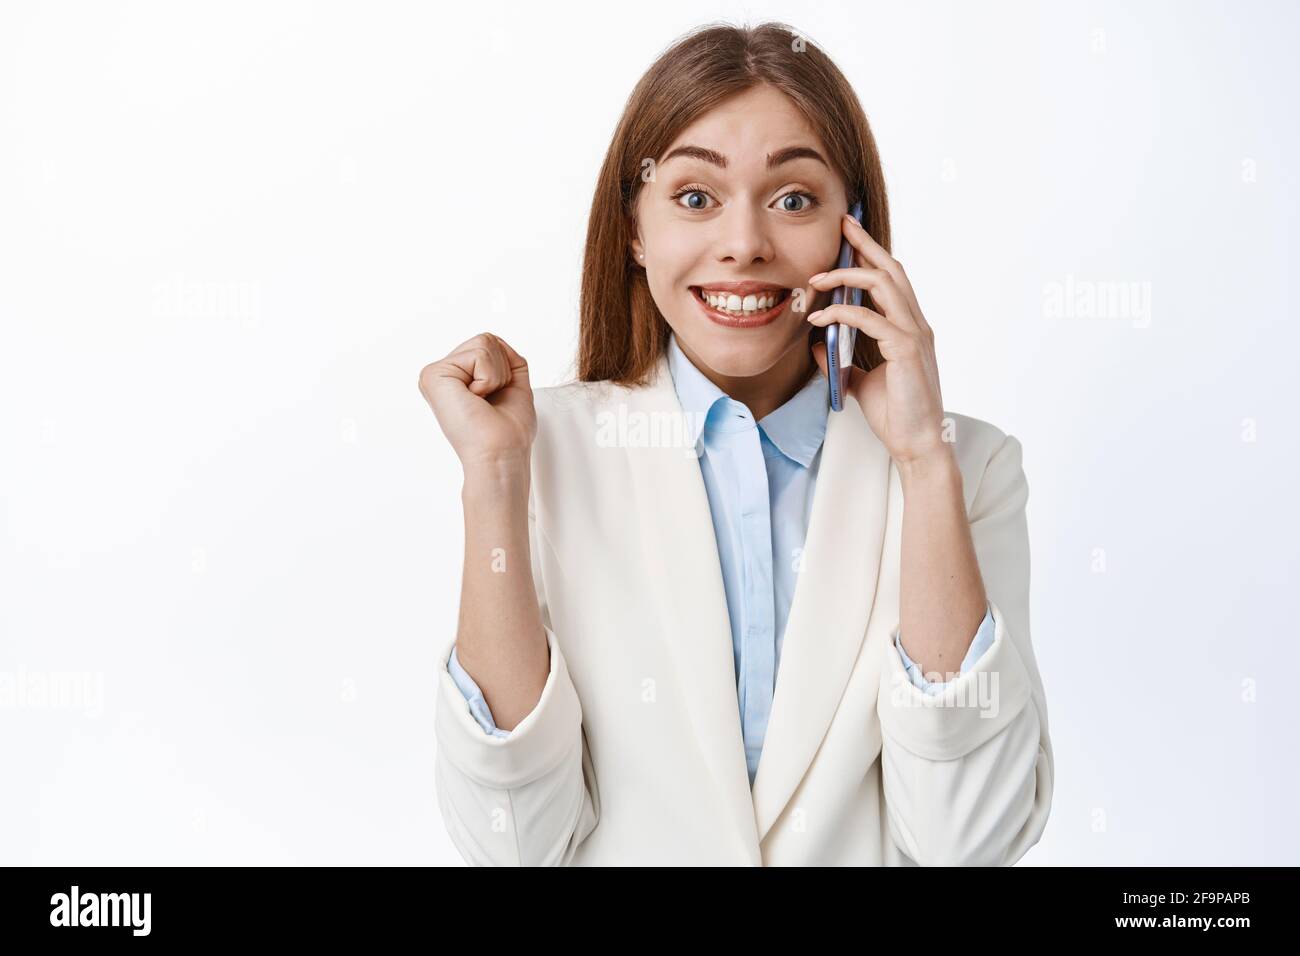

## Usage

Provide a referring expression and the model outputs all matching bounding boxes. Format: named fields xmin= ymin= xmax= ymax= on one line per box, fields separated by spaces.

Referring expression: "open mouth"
xmin=690 ymin=286 xmax=793 ymax=325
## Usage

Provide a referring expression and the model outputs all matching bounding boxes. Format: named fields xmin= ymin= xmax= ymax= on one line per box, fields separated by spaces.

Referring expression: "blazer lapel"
xmin=623 ymin=352 xmax=762 ymax=863
xmin=750 ymin=386 xmax=894 ymax=843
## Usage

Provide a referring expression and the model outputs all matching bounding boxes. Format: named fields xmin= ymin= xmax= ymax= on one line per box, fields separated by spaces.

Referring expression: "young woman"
xmin=420 ymin=21 xmax=1053 ymax=866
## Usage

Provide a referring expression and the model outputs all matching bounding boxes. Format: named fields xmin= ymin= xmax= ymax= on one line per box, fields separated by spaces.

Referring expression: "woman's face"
xmin=631 ymin=83 xmax=849 ymax=381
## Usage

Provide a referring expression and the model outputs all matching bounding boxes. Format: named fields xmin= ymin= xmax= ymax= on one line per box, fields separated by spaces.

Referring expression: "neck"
xmin=678 ymin=337 xmax=818 ymax=421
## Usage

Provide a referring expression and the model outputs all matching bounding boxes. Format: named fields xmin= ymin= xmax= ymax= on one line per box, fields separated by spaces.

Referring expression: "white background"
xmin=1 ymin=0 xmax=1296 ymax=865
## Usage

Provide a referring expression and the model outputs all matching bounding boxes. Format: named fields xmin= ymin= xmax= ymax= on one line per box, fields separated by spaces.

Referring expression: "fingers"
xmin=805 ymin=302 xmax=896 ymax=342
xmin=836 ymin=213 xmax=934 ymax=339
xmin=447 ymin=343 xmax=506 ymax=396
xmin=419 ymin=332 xmax=524 ymax=402
xmin=491 ymin=335 xmax=531 ymax=388
xmin=808 ymin=267 xmax=919 ymax=334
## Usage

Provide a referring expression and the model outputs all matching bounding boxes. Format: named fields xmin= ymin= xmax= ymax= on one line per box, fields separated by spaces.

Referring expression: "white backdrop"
xmin=2 ymin=0 xmax=1296 ymax=865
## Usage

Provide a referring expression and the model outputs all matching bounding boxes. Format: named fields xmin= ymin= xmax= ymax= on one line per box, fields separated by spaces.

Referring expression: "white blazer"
xmin=434 ymin=350 xmax=1054 ymax=866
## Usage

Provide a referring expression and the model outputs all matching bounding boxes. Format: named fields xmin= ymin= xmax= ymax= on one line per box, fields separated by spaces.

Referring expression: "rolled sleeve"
xmin=447 ymin=644 xmax=512 ymax=739
xmin=893 ymin=603 xmax=996 ymax=696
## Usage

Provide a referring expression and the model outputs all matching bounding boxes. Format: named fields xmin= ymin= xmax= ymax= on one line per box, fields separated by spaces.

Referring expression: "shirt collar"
xmin=665 ymin=332 xmax=829 ymax=468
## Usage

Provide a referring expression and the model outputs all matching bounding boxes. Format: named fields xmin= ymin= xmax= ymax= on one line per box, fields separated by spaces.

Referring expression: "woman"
xmin=420 ymin=21 xmax=1053 ymax=866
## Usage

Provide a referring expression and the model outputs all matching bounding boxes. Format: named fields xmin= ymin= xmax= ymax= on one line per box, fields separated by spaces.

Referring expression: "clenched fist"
xmin=418 ymin=332 xmax=536 ymax=471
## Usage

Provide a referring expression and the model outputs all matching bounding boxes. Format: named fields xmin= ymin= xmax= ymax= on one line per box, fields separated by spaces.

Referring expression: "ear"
xmin=626 ymin=205 xmax=646 ymax=265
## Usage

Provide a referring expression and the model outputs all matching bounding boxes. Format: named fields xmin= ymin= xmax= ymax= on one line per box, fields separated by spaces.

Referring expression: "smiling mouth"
xmin=690 ymin=286 xmax=792 ymax=319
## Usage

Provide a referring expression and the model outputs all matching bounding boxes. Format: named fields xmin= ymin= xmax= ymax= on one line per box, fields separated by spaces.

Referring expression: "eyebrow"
xmin=659 ymin=144 xmax=829 ymax=171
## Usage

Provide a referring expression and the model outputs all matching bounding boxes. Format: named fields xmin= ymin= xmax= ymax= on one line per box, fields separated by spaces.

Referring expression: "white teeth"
xmin=698 ymin=288 xmax=785 ymax=315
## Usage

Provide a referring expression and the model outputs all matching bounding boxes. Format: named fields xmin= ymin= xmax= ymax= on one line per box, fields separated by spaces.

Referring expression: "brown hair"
xmin=575 ymin=20 xmax=891 ymax=386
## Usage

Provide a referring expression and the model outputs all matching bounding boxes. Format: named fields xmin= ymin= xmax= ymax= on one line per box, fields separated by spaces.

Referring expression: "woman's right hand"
xmin=419 ymin=332 xmax=537 ymax=471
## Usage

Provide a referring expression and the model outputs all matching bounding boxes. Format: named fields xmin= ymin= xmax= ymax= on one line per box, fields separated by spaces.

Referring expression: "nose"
xmin=713 ymin=201 xmax=775 ymax=266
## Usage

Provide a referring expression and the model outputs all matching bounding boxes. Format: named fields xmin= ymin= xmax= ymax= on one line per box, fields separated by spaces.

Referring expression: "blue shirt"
xmin=447 ymin=332 xmax=995 ymax=786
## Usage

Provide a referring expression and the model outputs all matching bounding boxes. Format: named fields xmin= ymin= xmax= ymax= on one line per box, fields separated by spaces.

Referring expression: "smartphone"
xmin=826 ymin=199 xmax=865 ymax=412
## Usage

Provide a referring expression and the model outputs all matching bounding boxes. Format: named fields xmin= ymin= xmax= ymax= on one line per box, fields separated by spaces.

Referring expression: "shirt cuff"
xmin=447 ymin=644 xmax=511 ymax=738
xmin=893 ymin=604 xmax=995 ymax=696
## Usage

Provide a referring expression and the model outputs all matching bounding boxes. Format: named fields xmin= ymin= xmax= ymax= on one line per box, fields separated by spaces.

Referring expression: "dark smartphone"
xmin=826 ymin=199 xmax=865 ymax=412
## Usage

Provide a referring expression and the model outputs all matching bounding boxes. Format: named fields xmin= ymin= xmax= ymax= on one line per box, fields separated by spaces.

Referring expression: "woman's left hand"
xmin=806 ymin=212 xmax=949 ymax=467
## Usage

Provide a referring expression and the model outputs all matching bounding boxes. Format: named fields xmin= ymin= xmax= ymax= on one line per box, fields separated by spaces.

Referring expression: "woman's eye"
xmin=674 ymin=190 xmax=711 ymax=210
xmin=778 ymin=191 xmax=819 ymax=213
xmin=671 ymin=187 xmax=818 ymax=212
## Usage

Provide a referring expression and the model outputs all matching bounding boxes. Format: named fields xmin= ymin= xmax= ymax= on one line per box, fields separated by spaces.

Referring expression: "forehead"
xmin=660 ymin=84 xmax=823 ymax=167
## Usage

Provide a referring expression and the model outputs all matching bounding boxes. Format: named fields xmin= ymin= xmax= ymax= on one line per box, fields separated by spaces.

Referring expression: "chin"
xmin=684 ymin=321 xmax=807 ymax=378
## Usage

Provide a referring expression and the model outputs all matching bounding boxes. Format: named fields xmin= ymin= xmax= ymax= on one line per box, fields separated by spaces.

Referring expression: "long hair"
xmin=576 ymin=20 xmax=891 ymax=386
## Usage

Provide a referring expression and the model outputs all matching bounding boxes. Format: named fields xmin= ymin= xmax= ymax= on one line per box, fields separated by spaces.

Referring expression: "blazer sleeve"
xmin=876 ymin=433 xmax=1054 ymax=866
xmin=434 ymin=502 xmax=600 ymax=866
